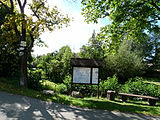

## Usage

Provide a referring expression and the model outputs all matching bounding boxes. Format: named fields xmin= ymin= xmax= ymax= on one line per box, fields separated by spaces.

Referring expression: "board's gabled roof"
xmin=70 ymin=58 xmax=103 ymax=67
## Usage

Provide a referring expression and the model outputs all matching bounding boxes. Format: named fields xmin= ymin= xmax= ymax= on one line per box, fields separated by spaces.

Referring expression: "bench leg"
xmin=122 ymin=96 xmax=127 ymax=102
xmin=149 ymin=99 xmax=156 ymax=106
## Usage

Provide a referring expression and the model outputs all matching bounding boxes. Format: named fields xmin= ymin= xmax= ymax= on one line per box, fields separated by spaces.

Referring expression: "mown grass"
xmin=0 ymin=81 xmax=160 ymax=116
xmin=143 ymin=77 xmax=160 ymax=86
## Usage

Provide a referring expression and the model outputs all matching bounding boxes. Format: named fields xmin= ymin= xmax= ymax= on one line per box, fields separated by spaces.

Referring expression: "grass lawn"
xmin=143 ymin=77 xmax=160 ymax=86
xmin=0 ymin=81 xmax=160 ymax=116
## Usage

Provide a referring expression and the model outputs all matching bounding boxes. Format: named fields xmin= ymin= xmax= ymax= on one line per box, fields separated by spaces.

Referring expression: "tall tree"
xmin=82 ymin=0 xmax=160 ymax=53
xmin=79 ymin=30 xmax=104 ymax=59
xmin=0 ymin=0 xmax=70 ymax=87
xmin=105 ymin=39 xmax=146 ymax=83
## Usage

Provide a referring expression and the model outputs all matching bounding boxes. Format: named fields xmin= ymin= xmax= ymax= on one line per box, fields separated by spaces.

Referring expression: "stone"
xmin=42 ymin=90 xmax=55 ymax=95
xmin=71 ymin=91 xmax=83 ymax=98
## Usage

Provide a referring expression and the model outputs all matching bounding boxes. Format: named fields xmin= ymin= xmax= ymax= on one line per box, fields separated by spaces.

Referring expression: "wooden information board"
xmin=70 ymin=58 xmax=103 ymax=99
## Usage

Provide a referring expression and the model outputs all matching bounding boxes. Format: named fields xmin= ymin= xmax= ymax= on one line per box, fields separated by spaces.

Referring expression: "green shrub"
xmin=121 ymin=77 xmax=160 ymax=98
xmin=0 ymin=77 xmax=19 ymax=86
xmin=122 ymin=77 xmax=147 ymax=94
xmin=73 ymin=84 xmax=97 ymax=97
xmin=63 ymin=75 xmax=97 ymax=96
xmin=100 ymin=75 xmax=120 ymax=97
xmin=63 ymin=75 xmax=72 ymax=93
xmin=145 ymin=84 xmax=160 ymax=97
xmin=41 ymin=80 xmax=67 ymax=94
xmin=28 ymin=69 xmax=42 ymax=91
xmin=105 ymin=40 xmax=146 ymax=83
xmin=56 ymin=84 xmax=67 ymax=94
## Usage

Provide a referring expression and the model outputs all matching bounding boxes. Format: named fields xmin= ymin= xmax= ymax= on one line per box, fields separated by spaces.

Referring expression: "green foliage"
xmin=41 ymin=80 xmax=67 ymax=94
xmin=72 ymin=84 xmax=97 ymax=97
xmin=105 ymin=40 xmax=146 ymax=83
xmin=63 ymin=75 xmax=97 ymax=96
xmin=122 ymin=77 xmax=160 ymax=98
xmin=79 ymin=30 xmax=104 ymax=59
xmin=100 ymin=75 xmax=120 ymax=96
xmin=63 ymin=75 xmax=72 ymax=93
xmin=82 ymin=0 xmax=160 ymax=53
xmin=0 ymin=77 xmax=19 ymax=86
xmin=0 ymin=49 xmax=20 ymax=77
xmin=28 ymin=69 xmax=42 ymax=91
xmin=46 ymin=59 xmax=63 ymax=82
xmin=32 ymin=45 xmax=74 ymax=83
xmin=0 ymin=3 xmax=21 ymax=78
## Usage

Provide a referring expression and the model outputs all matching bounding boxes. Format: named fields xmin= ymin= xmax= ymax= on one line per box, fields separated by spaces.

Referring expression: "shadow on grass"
xmin=82 ymin=99 xmax=160 ymax=115
xmin=50 ymin=94 xmax=160 ymax=116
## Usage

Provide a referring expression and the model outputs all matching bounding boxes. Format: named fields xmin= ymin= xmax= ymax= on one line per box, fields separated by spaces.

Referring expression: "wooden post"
xmin=70 ymin=66 xmax=73 ymax=96
xmin=97 ymin=84 xmax=99 ymax=99
xmin=70 ymin=83 xmax=73 ymax=96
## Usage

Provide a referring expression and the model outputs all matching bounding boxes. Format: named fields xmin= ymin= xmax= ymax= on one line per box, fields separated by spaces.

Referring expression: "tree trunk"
xmin=20 ymin=50 xmax=28 ymax=87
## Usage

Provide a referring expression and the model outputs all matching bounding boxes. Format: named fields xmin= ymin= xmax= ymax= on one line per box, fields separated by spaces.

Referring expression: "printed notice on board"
xmin=92 ymin=68 xmax=98 ymax=84
xmin=73 ymin=67 xmax=91 ymax=84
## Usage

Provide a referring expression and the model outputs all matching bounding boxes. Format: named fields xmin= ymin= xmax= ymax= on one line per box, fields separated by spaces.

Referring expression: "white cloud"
xmin=32 ymin=1 xmax=103 ymax=56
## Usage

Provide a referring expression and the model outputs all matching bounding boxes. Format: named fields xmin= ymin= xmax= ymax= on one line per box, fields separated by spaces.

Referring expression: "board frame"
xmin=70 ymin=58 xmax=103 ymax=99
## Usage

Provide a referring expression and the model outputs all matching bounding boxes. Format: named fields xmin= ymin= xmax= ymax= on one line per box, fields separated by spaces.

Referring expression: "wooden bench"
xmin=118 ymin=93 xmax=159 ymax=106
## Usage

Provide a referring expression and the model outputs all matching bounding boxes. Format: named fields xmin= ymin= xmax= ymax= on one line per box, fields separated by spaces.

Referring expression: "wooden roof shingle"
xmin=70 ymin=58 xmax=103 ymax=67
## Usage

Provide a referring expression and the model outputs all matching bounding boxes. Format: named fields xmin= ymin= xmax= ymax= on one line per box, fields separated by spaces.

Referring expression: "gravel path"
xmin=0 ymin=91 xmax=160 ymax=120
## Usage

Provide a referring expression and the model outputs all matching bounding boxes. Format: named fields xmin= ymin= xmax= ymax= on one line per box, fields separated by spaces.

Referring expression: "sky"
xmin=32 ymin=0 xmax=110 ymax=56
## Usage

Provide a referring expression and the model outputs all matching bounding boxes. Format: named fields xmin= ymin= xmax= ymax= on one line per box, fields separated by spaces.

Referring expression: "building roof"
xmin=70 ymin=58 xmax=103 ymax=67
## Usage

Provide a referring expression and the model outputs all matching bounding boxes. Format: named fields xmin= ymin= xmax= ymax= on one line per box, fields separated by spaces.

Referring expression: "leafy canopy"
xmin=82 ymin=0 xmax=160 ymax=52
xmin=0 ymin=0 xmax=70 ymax=52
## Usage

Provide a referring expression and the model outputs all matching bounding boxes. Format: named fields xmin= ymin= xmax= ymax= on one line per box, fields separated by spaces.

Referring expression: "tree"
xmin=105 ymin=40 xmax=146 ymax=83
xmin=58 ymin=46 xmax=74 ymax=76
xmin=79 ymin=30 xmax=104 ymax=59
xmin=82 ymin=0 xmax=160 ymax=53
xmin=30 ymin=46 xmax=74 ymax=83
xmin=0 ymin=0 xmax=70 ymax=87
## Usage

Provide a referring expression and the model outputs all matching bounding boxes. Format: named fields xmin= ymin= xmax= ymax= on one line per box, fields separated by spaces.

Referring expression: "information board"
xmin=70 ymin=58 xmax=103 ymax=99
xmin=73 ymin=67 xmax=91 ymax=84
xmin=72 ymin=67 xmax=99 ymax=84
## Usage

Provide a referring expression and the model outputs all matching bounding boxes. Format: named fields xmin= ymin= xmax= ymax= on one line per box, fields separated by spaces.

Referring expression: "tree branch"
xmin=22 ymin=0 xmax=27 ymax=9
xmin=150 ymin=0 xmax=160 ymax=12
xmin=10 ymin=0 xmax=14 ymax=13
xmin=30 ymin=3 xmax=44 ymax=20
xmin=154 ymin=14 xmax=160 ymax=20
xmin=27 ymin=32 xmax=34 ymax=52
xmin=17 ymin=0 xmax=23 ymax=12
xmin=13 ymin=24 xmax=21 ymax=41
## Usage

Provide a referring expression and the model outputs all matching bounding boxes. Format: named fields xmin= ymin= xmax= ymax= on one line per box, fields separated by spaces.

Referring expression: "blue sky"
xmin=32 ymin=0 xmax=110 ymax=56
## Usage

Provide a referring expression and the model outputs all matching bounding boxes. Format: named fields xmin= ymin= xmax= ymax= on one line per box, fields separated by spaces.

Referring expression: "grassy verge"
xmin=0 ymin=81 xmax=160 ymax=116
xmin=143 ymin=77 xmax=160 ymax=86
